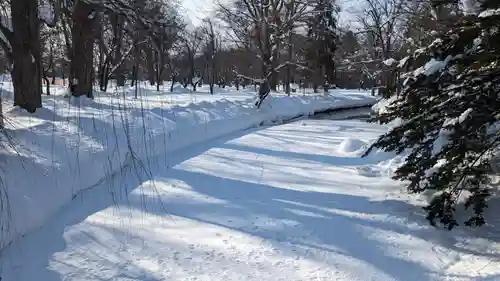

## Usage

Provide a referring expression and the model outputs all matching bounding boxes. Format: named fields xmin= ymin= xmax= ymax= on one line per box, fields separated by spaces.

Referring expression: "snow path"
xmin=1 ymin=86 xmax=375 ymax=250
xmin=2 ymin=118 xmax=500 ymax=281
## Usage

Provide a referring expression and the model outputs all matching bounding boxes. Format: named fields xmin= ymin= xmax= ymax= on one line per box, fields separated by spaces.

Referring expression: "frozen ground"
xmin=2 ymin=110 xmax=500 ymax=280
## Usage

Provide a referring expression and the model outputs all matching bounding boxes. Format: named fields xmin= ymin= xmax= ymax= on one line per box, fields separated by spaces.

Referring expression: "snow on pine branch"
xmin=412 ymin=56 xmax=453 ymax=77
xmin=383 ymin=58 xmax=397 ymax=66
xmin=479 ymin=8 xmax=500 ymax=18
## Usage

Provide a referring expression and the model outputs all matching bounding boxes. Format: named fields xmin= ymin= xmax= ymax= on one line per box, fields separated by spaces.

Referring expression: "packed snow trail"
xmin=2 ymin=116 xmax=500 ymax=280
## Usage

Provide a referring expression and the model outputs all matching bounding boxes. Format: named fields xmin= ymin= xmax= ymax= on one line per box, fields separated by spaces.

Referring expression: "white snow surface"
xmin=0 ymin=83 xmax=375 ymax=251
xmin=3 ymin=108 xmax=500 ymax=280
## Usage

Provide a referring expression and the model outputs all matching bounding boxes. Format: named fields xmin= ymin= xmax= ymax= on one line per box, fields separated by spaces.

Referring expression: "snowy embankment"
xmin=0 ymin=84 xmax=376 ymax=251
xmin=3 ymin=109 xmax=500 ymax=281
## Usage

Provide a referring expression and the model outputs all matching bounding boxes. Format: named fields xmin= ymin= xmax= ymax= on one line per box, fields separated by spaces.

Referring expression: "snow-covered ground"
xmin=0 ymin=83 xmax=375 ymax=251
xmin=3 ymin=112 xmax=500 ymax=280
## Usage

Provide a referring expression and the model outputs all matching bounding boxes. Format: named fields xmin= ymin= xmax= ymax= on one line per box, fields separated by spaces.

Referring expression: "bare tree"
xmin=201 ymin=18 xmax=220 ymax=95
xmin=219 ymin=0 xmax=314 ymax=106
xmin=180 ymin=29 xmax=203 ymax=92
xmin=353 ymin=0 xmax=415 ymax=94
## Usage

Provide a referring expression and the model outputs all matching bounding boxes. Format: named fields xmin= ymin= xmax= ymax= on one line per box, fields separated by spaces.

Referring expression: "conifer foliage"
xmin=364 ymin=0 xmax=500 ymax=229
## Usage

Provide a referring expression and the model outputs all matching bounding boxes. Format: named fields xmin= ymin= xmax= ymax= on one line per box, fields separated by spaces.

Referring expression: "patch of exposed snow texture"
xmin=479 ymin=8 xmax=500 ymax=18
xmin=383 ymin=58 xmax=397 ymax=66
xmin=414 ymin=48 xmax=426 ymax=56
xmin=459 ymin=108 xmax=473 ymax=123
xmin=423 ymin=158 xmax=448 ymax=185
xmin=414 ymin=56 xmax=453 ymax=76
xmin=473 ymin=37 xmax=482 ymax=50
xmin=398 ymin=56 xmax=410 ymax=68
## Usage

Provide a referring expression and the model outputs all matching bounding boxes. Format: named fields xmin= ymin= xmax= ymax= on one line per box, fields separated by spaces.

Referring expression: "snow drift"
xmin=0 ymin=86 xmax=376 ymax=251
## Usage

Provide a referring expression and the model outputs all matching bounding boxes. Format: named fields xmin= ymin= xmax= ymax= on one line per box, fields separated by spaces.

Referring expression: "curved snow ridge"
xmin=0 ymin=89 xmax=376 ymax=251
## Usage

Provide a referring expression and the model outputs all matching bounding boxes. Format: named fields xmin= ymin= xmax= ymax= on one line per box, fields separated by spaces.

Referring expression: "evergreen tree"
xmin=306 ymin=0 xmax=338 ymax=91
xmin=364 ymin=0 xmax=500 ymax=230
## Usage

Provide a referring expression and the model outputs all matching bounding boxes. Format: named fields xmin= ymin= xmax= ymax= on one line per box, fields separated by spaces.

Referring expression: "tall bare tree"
xmin=219 ymin=0 xmax=315 ymax=106
xmin=201 ymin=19 xmax=219 ymax=95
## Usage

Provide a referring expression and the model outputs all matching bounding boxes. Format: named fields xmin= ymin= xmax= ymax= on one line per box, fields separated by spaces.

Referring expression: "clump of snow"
xmin=337 ymin=137 xmax=366 ymax=154
xmin=371 ymin=96 xmax=397 ymax=115
xmin=430 ymin=38 xmax=444 ymax=48
xmin=356 ymin=165 xmax=382 ymax=177
xmin=414 ymin=55 xmax=453 ymax=76
xmin=383 ymin=58 xmax=397 ymax=66
xmin=423 ymin=158 xmax=448 ymax=185
xmin=398 ymin=56 xmax=410 ymax=68
xmin=414 ymin=48 xmax=426 ymax=57
xmin=479 ymin=8 xmax=500 ymax=18
xmin=459 ymin=108 xmax=473 ymax=123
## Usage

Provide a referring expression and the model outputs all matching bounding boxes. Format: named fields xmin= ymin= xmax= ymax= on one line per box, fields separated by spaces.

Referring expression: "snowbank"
xmin=0 ymin=86 xmax=376 ymax=250
xmin=352 ymin=97 xmax=408 ymax=178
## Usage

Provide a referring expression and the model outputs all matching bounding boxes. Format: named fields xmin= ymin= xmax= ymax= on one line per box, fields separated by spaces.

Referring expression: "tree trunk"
xmin=208 ymin=65 xmax=214 ymax=95
xmin=285 ymin=33 xmax=293 ymax=96
xmin=192 ymin=79 xmax=197 ymax=92
xmin=0 ymin=92 xmax=3 ymax=128
xmin=131 ymin=65 xmax=137 ymax=87
xmin=61 ymin=63 xmax=66 ymax=85
xmin=99 ymin=64 xmax=109 ymax=92
xmin=71 ymin=1 xmax=96 ymax=98
xmin=269 ymin=71 xmax=278 ymax=92
xmin=170 ymin=74 xmax=176 ymax=92
xmin=156 ymin=51 xmax=163 ymax=91
xmin=145 ymin=47 xmax=155 ymax=86
xmin=131 ymin=34 xmax=141 ymax=88
xmin=256 ymin=80 xmax=270 ymax=108
xmin=11 ymin=0 xmax=42 ymax=112
xmin=111 ymin=14 xmax=125 ymax=87
xmin=43 ymin=71 xmax=50 ymax=95
xmin=156 ymin=54 xmax=163 ymax=91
